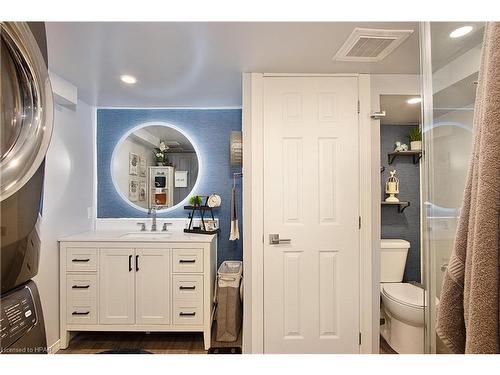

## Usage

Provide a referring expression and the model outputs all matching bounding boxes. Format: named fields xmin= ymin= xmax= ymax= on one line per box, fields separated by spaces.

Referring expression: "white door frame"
xmin=242 ymin=73 xmax=377 ymax=354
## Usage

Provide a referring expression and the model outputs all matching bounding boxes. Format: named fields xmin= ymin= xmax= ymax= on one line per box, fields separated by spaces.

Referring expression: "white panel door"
xmin=135 ymin=248 xmax=171 ymax=325
xmin=263 ymin=76 xmax=360 ymax=353
xmin=99 ymin=248 xmax=135 ymax=324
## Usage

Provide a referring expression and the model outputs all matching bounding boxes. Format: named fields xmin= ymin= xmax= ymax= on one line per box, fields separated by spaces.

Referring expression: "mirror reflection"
xmin=112 ymin=124 xmax=199 ymax=211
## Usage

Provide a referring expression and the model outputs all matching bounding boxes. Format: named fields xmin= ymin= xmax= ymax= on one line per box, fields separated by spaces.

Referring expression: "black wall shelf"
xmin=387 ymin=150 xmax=422 ymax=165
xmin=184 ymin=196 xmax=219 ymax=235
xmin=381 ymin=201 xmax=410 ymax=213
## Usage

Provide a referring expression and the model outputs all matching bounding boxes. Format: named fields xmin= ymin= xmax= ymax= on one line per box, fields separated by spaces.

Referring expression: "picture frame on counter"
xmin=204 ymin=219 xmax=218 ymax=231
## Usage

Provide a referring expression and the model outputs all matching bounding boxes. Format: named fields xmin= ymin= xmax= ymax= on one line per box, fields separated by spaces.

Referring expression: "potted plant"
xmin=153 ymin=141 xmax=169 ymax=166
xmin=189 ymin=195 xmax=203 ymax=206
xmin=409 ymin=127 xmax=422 ymax=151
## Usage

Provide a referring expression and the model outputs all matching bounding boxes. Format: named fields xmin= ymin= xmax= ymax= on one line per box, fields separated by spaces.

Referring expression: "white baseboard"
xmin=48 ymin=339 xmax=61 ymax=354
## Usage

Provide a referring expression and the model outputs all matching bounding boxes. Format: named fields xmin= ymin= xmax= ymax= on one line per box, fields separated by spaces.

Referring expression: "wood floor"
xmin=57 ymin=331 xmax=207 ymax=354
xmin=58 ymin=324 xmax=242 ymax=354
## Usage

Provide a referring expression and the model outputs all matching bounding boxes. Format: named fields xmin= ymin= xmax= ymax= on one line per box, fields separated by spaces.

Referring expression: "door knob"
xmin=269 ymin=234 xmax=291 ymax=245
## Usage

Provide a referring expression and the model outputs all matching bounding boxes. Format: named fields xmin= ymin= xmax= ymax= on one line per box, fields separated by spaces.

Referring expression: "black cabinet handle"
xmin=72 ymin=285 xmax=90 ymax=289
xmin=128 ymin=255 xmax=132 ymax=271
xmin=72 ymin=258 xmax=90 ymax=262
xmin=72 ymin=311 xmax=90 ymax=316
xmin=179 ymin=285 xmax=196 ymax=290
xmin=135 ymin=255 xmax=139 ymax=271
xmin=179 ymin=312 xmax=196 ymax=317
xmin=179 ymin=259 xmax=196 ymax=263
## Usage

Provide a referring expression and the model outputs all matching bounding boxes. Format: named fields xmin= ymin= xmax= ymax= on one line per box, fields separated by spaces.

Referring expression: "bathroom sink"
xmin=120 ymin=232 xmax=173 ymax=239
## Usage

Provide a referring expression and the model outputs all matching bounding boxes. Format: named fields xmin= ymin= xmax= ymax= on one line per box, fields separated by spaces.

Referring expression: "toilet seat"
xmin=381 ymin=283 xmax=426 ymax=308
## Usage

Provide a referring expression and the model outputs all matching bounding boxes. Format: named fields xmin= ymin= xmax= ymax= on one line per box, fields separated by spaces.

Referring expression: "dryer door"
xmin=1 ymin=22 xmax=53 ymax=201
xmin=1 ymin=22 xmax=53 ymax=293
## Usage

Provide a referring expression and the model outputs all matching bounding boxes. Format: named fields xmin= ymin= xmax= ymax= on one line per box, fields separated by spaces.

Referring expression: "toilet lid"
xmin=382 ymin=283 xmax=426 ymax=308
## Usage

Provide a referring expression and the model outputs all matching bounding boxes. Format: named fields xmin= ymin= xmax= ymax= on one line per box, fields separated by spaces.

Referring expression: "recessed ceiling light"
xmin=120 ymin=74 xmax=137 ymax=84
xmin=449 ymin=26 xmax=473 ymax=39
xmin=407 ymin=97 xmax=421 ymax=104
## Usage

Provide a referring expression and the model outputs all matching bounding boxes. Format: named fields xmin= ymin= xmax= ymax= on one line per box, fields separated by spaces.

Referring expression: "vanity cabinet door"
xmin=99 ymin=248 xmax=135 ymax=324
xmin=135 ymin=248 xmax=171 ymax=325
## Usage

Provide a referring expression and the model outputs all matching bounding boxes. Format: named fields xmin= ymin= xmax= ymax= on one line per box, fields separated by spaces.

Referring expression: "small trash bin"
xmin=215 ymin=261 xmax=243 ymax=342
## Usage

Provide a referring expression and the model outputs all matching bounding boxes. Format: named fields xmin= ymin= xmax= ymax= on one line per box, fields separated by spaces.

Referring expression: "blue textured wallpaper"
xmin=97 ymin=108 xmax=242 ymax=265
xmin=380 ymin=125 xmax=421 ymax=283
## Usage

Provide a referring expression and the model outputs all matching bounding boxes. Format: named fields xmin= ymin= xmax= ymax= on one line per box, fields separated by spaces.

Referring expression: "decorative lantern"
xmin=385 ymin=170 xmax=400 ymax=202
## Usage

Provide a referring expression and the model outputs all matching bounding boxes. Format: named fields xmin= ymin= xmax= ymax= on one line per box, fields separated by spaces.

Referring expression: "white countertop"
xmin=59 ymin=230 xmax=216 ymax=243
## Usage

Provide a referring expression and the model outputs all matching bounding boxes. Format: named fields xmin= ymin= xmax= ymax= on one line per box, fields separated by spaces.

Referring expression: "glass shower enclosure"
xmin=419 ymin=21 xmax=485 ymax=354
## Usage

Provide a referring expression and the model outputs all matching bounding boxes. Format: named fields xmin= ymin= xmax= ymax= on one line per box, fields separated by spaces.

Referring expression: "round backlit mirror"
xmin=111 ymin=122 xmax=200 ymax=212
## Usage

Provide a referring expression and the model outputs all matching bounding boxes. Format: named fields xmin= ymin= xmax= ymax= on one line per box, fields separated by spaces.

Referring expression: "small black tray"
xmin=184 ymin=228 xmax=220 ymax=235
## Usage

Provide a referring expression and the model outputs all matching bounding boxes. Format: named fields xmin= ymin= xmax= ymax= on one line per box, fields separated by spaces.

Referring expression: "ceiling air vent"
xmin=333 ymin=28 xmax=413 ymax=62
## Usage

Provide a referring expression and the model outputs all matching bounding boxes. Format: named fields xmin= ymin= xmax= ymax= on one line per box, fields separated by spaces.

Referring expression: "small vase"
xmin=410 ymin=141 xmax=422 ymax=151
xmin=156 ymin=162 xmax=164 ymax=166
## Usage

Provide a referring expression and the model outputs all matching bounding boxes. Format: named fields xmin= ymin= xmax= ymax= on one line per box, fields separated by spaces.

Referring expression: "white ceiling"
xmin=380 ymin=95 xmax=421 ymax=126
xmin=140 ymin=125 xmax=194 ymax=151
xmin=45 ymin=22 xmax=420 ymax=107
xmin=429 ymin=22 xmax=483 ymax=118
xmin=430 ymin=22 xmax=485 ymax=72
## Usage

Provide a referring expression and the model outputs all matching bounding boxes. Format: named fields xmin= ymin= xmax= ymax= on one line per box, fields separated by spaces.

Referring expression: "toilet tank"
xmin=381 ymin=239 xmax=410 ymax=282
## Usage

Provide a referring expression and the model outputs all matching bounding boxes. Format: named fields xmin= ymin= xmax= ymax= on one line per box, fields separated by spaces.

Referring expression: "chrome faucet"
xmin=149 ymin=206 xmax=157 ymax=232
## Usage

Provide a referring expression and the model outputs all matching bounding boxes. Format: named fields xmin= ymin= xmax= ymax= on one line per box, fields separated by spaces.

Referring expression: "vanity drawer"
xmin=172 ymin=274 xmax=203 ymax=302
xmin=67 ymin=303 xmax=97 ymax=325
xmin=172 ymin=248 xmax=204 ymax=273
xmin=66 ymin=274 xmax=97 ymax=302
xmin=66 ymin=248 xmax=97 ymax=272
xmin=172 ymin=301 xmax=203 ymax=325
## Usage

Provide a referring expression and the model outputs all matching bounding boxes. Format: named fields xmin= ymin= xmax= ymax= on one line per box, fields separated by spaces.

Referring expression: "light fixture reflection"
xmin=120 ymin=75 xmax=137 ymax=84
xmin=449 ymin=26 xmax=473 ymax=38
xmin=407 ymin=97 xmax=422 ymax=104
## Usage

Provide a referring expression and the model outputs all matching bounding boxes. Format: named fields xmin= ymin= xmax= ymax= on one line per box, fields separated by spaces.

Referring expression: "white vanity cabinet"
xmin=98 ymin=248 xmax=136 ymax=324
xmin=97 ymin=248 xmax=171 ymax=325
xmin=59 ymin=235 xmax=216 ymax=350
xmin=134 ymin=248 xmax=171 ymax=325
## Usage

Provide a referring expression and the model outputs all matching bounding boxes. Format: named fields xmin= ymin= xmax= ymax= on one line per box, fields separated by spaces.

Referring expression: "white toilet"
xmin=380 ymin=239 xmax=426 ymax=354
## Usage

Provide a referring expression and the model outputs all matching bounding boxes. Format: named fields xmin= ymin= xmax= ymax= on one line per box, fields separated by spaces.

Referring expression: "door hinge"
xmin=359 ymin=332 xmax=362 ymax=345
xmin=357 ymin=100 xmax=360 ymax=114
xmin=358 ymin=216 xmax=361 ymax=230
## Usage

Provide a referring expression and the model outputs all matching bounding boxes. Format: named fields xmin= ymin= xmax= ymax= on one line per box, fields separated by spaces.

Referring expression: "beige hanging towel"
xmin=436 ymin=22 xmax=500 ymax=354
xmin=229 ymin=185 xmax=239 ymax=241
